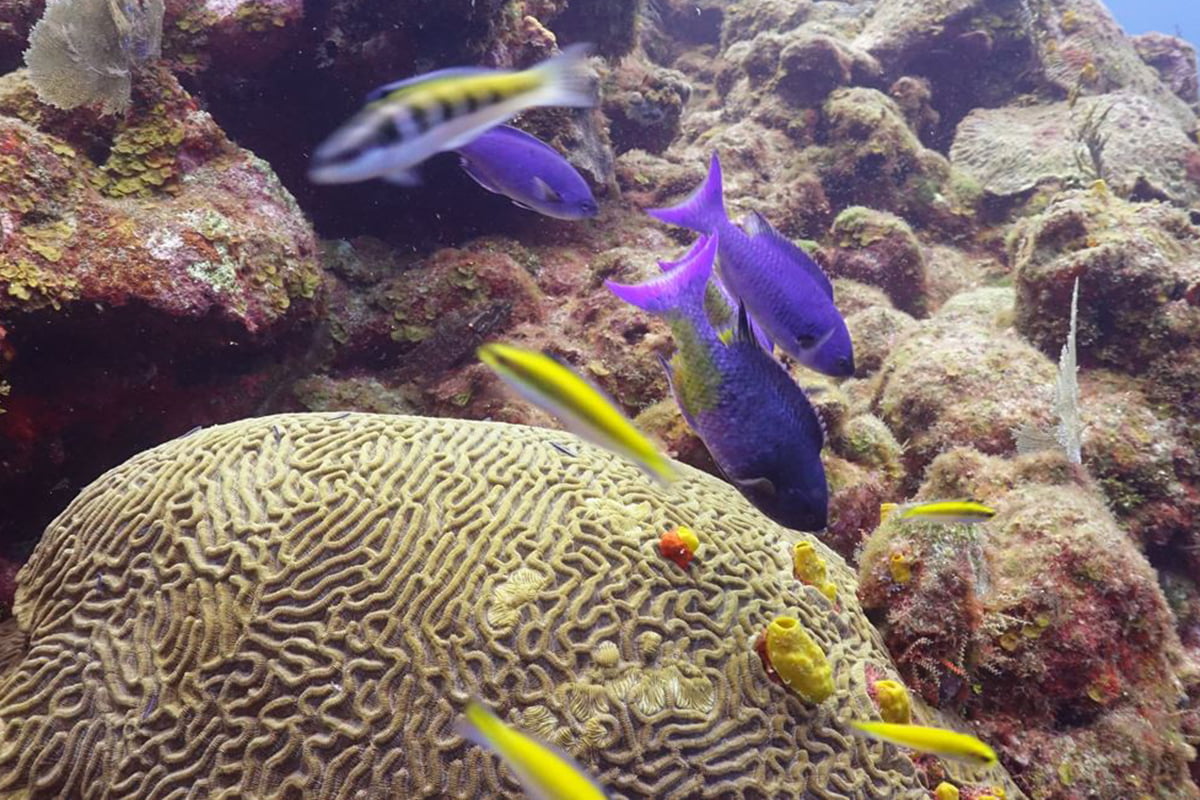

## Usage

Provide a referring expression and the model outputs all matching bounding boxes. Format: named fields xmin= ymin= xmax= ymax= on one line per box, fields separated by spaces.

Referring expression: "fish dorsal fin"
xmin=731 ymin=300 xmax=757 ymax=347
xmin=365 ymin=67 xmax=495 ymax=103
xmin=481 ymin=124 xmax=550 ymax=150
xmin=742 ymin=211 xmax=833 ymax=299
xmin=811 ymin=401 xmax=828 ymax=450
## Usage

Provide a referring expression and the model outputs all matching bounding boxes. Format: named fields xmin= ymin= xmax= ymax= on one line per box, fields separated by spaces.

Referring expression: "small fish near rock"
xmin=309 ymin=44 xmax=597 ymax=186
xmin=477 ymin=341 xmax=676 ymax=487
xmin=456 ymin=697 xmax=609 ymax=800
xmin=455 ymin=124 xmax=599 ymax=219
xmin=849 ymin=721 xmax=997 ymax=768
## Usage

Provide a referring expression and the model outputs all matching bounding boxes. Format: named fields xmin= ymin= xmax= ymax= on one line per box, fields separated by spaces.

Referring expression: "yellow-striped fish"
xmin=891 ymin=500 xmax=996 ymax=524
xmin=850 ymin=721 xmax=998 ymax=766
xmin=309 ymin=44 xmax=595 ymax=185
xmin=456 ymin=698 xmax=609 ymax=800
xmin=478 ymin=342 xmax=676 ymax=486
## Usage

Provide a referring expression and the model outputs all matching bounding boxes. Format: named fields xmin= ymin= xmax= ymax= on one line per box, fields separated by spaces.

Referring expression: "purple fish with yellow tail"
xmin=605 ymin=234 xmax=828 ymax=531
xmin=647 ymin=152 xmax=854 ymax=377
xmin=455 ymin=125 xmax=598 ymax=220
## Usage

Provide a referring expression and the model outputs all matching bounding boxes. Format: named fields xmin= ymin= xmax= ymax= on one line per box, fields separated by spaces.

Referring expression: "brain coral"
xmin=0 ymin=413 xmax=1023 ymax=799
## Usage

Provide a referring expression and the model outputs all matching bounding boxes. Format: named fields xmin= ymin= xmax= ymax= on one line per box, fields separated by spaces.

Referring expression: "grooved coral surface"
xmin=951 ymin=94 xmax=1200 ymax=206
xmin=0 ymin=413 xmax=1023 ymax=799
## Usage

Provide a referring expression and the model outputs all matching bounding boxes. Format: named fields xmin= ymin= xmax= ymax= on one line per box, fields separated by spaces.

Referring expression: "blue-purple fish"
xmin=606 ymin=234 xmax=828 ymax=531
xmin=455 ymin=125 xmax=598 ymax=219
xmin=647 ymin=152 xmax=855 ymax=377
xmin=309 ymin=44 xmax=595 ymax=185
xmin=658 ymin=235 xmax=773 ymax=353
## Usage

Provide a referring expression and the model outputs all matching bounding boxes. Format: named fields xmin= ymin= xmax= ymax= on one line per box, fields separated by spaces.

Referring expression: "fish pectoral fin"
xmin=732 ymin=475 xmax=777 ymax=497
xmin=511 ymin=200 xmax=538 ymax=212
xmin=532 ymin=176 xmax=562 ymax=203
xmin=740 ymin=210 xmax=772 ymax=237
xmin=381 ymin=167 xmax=421 ymax=186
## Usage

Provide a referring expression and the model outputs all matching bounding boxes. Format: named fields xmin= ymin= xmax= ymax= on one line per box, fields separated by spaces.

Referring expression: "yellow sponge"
xmin=792 ymin=542 xmax=837 ymax=602
xmin=765 ymin=616 xmax=834 ymax=703
xmin=934 ymin=783 xmax=959 ymax=800
xmin=873 ymin=679 xmax=912 ymax=724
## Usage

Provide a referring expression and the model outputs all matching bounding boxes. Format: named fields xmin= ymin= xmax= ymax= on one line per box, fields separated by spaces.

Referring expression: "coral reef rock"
xmin=0 ymin=64 xmax=319 ymax=559
xmin=0 ymin=413 xmax=1025 ymax=799
xmin=871 ymin=287 xmax=1057 ymax=482
xmin=1132 ymin=32 xmax=1200 ymax=106
xmin=827 ymin=206 xmax=927 ymax=316
xmin=1009 ymin=187 xmax=1200 ymax=448
xmin=860 ymin=448 xmax=1197 ymax=799
xmin=163 ymin=0 xmax=306 ymax=75
xmin=854 ymin=0 xmax=1196 ymax=142
xmin=951 ymin=93 xmax=1200 ymax=206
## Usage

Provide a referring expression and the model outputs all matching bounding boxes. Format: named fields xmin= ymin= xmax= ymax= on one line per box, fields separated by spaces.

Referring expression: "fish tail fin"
xmin=606 ymin=234 xmax=717 ymax=318
xmin=530 ymin=42 xmax=597 ymax=108
xmin=646 ymin=151 xmax=726 ymax=233
xmin=657 ymin=235 xmax=711 ymax=273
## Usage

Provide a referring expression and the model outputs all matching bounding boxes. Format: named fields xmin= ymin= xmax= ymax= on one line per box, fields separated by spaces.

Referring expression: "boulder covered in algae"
xmin=859 ymin=448 xmax=1198 ymax=799
xmin=0 ymin=63 xmax=320 ymax=570
xmin=1009 ymin=186 xmax=1200 ymax=454
xmin=870 ymin=287 xmax=1058 ymax=482
xmin=0 ymin=413 xmax=1024 ymax=799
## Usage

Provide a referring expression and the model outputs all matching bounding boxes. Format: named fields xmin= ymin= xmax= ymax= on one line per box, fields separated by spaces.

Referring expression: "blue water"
xmin=1105 ymin=0 xmax=1199 ymax=51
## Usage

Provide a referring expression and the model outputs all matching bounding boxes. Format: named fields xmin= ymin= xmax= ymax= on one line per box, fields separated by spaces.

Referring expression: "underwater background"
xmin=0 ymin=0 xmax=1199 ymax=798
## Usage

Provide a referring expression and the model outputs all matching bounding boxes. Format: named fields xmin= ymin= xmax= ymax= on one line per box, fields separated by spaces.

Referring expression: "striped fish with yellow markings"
xmin=309 ymin=44 xmax=595 ymax=186
xmin=850 ymin=721 xmax=998 ymax=766
xmin=456 ymin=697 xmax=609 ymax=800
xmin=885 ymin=500 xmax=996 ymax=524
xmin=477 ymin=342 xmax=676 ymax=486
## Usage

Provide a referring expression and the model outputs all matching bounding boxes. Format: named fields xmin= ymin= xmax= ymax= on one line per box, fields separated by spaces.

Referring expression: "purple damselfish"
xmin=606 ymin=234 xmax=828 ymax=532
xmin=455 ymin=125 xmax=598 ymax=220
xmin=647 ymin=152 xmax=854 ymax=377
xmin=658 ymin=235 xmax=774 ymax=354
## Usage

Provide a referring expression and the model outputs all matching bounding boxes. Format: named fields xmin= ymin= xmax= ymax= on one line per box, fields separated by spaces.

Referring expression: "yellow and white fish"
xmin=850 ymin=720 xmax=998 ymax=767
xmin=478 ymin=342 xmax=676 ymax=486
xmin=456 ymin=697 xmax=609 ymax=800
xmin=882 ymin=500 xmax=996 ymax=524
xmin=309 ymin=44 xmax=595 ymax=185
